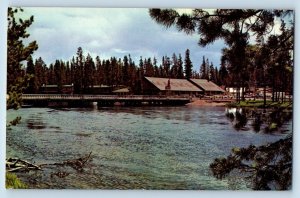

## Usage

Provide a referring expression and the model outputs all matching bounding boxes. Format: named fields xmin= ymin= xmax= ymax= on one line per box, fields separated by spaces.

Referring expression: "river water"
xmin=6 ymin=106 xmax=291 ymax=189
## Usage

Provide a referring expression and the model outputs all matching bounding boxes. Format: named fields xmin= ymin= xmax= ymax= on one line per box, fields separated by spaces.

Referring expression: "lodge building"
xmin=189 ymin=79 xmax=225 ymax=95
xmin=143 ymin=77 xmax=202 ymax=96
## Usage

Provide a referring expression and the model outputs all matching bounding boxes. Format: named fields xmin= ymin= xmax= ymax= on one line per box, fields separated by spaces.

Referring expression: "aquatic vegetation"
xmin=6 ymin=173 xmax=27 ymax=189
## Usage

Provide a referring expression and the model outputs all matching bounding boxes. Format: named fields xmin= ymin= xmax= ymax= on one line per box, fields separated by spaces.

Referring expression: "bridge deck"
xmin=22 ymin=94 xmax=190 ymax=101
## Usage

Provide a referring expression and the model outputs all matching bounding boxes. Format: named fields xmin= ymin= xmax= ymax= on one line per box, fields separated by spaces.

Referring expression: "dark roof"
xmin=145 ymin=77 xmax=202 ymax=92
xmin=190 ymin=79 xmax=225 ymax=92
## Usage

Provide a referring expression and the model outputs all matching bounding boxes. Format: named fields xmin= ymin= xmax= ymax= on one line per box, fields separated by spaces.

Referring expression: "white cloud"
xmin=17 ymin=7 xmax=224 ymax=69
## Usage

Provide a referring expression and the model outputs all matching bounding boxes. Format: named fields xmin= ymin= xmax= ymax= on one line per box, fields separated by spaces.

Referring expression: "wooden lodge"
xmin=143 ymin=77 xmax=202 ymax=96
xmin=189 ymin=79 xmax=225 ymax=95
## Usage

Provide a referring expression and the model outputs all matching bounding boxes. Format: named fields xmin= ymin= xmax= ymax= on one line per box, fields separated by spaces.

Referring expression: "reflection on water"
xmin=225 ymin=107 xmax=292 ymax=134
xmin=6 ymin=106 xmax=291 ymax=189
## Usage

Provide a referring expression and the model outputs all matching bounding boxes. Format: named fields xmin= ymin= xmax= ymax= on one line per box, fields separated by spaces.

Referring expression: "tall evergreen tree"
xmin=153 ymin=57 xmax=159 ymax=77
xmin=219 ymin=57 xmax=229 ymax=86
xmin=122 ymin=55 xmax=129 ymax=85
xmin=170 ymin=53 xmax=178 ymax=78
xmin=65 ymin=61 xmax=71 ymax=85
xmin=53 ymin=60 xmax=62 ymax=93
xmin=74 ymin=47 xmax=84 ymax=93
xmin=84 ymin=54 xmax=95 ymax=89
xmin=7 ymin=7 xmax=38 ymax=109
xmin=95 ymin=56 xmax=103 ymax=85
xmin=145 ymin=58 xmax=154 ymax=77
xmin=184 ymin=49 xmax=193 ymax=79
xmin=200 ymin=56 xmax=207 ymax=79
xmin=34 ymin=57 xmax=45 ymax=93
xmin=25 ymin=56 xmax=35 ymax=93
xmin=177 ymin=54 xmax=184 ymax=79
xmin=209 ymin=62 xmax=215 ymax=82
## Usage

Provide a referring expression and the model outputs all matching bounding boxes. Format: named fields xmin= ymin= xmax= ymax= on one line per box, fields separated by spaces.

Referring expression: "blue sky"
xmin=18 ymin=8 xmax=226 ymax=71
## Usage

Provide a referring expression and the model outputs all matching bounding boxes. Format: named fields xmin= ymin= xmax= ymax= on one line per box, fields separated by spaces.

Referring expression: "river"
xmin=6 ymin=106 xmax=291 ymax=189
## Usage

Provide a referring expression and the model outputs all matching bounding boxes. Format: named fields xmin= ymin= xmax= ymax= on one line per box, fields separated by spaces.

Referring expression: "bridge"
xmin=21 ymin=94 xmax=191 ymax=107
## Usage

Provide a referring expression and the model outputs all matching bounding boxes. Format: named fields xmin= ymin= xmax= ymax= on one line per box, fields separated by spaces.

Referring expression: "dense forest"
xmin=24 ymin=47 xmax=222 ymax=94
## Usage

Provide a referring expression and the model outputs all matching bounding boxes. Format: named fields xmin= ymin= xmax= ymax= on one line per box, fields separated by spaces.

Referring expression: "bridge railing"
xmin=21 ymin=94 xmax=190 ymax=100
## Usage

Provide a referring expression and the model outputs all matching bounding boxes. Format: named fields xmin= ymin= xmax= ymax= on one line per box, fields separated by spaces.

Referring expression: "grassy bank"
xmin=226 ymin=100 xmax=292 ymax=108
xmin=6 ymin=173 xmax=27 ymax=189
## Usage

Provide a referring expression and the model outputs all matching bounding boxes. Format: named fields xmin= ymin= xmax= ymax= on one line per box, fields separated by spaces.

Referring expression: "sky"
xmin=17 ymin=8 xmax=226 ymax=71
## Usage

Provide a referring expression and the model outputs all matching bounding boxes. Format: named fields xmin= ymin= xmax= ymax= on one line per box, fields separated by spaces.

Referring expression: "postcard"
xmin=6 ymin=7 xmax=293 ymax=190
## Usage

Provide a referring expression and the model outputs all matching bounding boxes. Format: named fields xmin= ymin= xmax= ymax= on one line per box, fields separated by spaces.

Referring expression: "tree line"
xmin=24 ymin=47 xmax=222 ymax=94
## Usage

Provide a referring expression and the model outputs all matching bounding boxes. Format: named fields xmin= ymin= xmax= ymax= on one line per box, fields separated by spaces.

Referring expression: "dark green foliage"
xmin=264 ymin=108 xmax=293 ymax=133
xmin=7 ymin=7 xmax=38 ymax=109
xmin=217 ymin=107 xmax=292 ymax=190
xmin=234 ymin=110 xmax=248 ymax=130
xmin=184 ymin=49 xmax=192 ymax=79
xmin=149 ymin=9 xmax=294 ymax=102
xmin=25 ymin=56 xmax=35 ymax=93
xmin=7 ymin=74 xmax=32 ymax=109
xmin=210 ymin=135 xmax=292 ymax=190
xmin=227 ymin=107 xmax=292 ymax=134
xmin=177 ymin=54 xmax=184 ymax=79
xmin=252 ymin=113 xmax=263 ymax=132
xmin=200 ymin=56 xmax=208 ymax=80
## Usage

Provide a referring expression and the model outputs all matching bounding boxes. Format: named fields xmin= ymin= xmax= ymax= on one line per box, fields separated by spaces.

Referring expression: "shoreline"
xmin=187 ymin=99 xmax=226 ymax=107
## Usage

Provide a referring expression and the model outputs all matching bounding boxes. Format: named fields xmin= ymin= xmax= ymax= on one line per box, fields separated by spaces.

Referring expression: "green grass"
xmin=227 ymin=100 xmax=292 ymax=108
xmin=6 ymin=173 xmax=27 ymax=189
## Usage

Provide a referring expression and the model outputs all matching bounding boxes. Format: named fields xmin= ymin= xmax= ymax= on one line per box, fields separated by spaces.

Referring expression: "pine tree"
xmin=34 ymin=57 xmax=45 ymax=93
xmin=70 ymin=57 xmax=76 ymax=86
xmin=200 ymin=56 xmax=207 ymax=79
xmin=7 ymin=8 xmax=38 ymax=109
xmin=214 ymin=67 xmax=219 ymax=85
xmin=95 ymin=56 xmax=103 ymax=85
xmin=219 ymin=58 xmax=229 ymax=86
xmin=53 ymin=60 xmax=62 ymax=93
xmin=162 ymin=56 xmax=171 ymax=77
xmin=209 ymin=62 xmax=215 ymax=82
xmin=25 ymin=56 xmax=35 ymax=93
xmin=84 ymin=54 xmax=95 ymax=89
xmin=184 ymin=49 xmax=193 ymax=79
xmin=145 ymin=58 xmax=154 ymax=77
xmin=205 ymin=58 xmax=210 ymax=80
xmin=122 ymin=56 xmax=129 ymax=85
xmin=170 ymin=53 xmax=178 ymax=78
xmin=153 ymin=57 xmax=159 ymax=77
xmin=65 ymin=61 xmax=71 ymax=85
xmin=74 ymin=47 xmax=84 ymax=93
xmin=177 ymin=54 xmax=184 ymax=79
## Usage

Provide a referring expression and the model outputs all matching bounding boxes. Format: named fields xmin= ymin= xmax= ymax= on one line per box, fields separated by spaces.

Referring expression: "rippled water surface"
xmin=6 ymin=106 xmax=291 ymax=189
